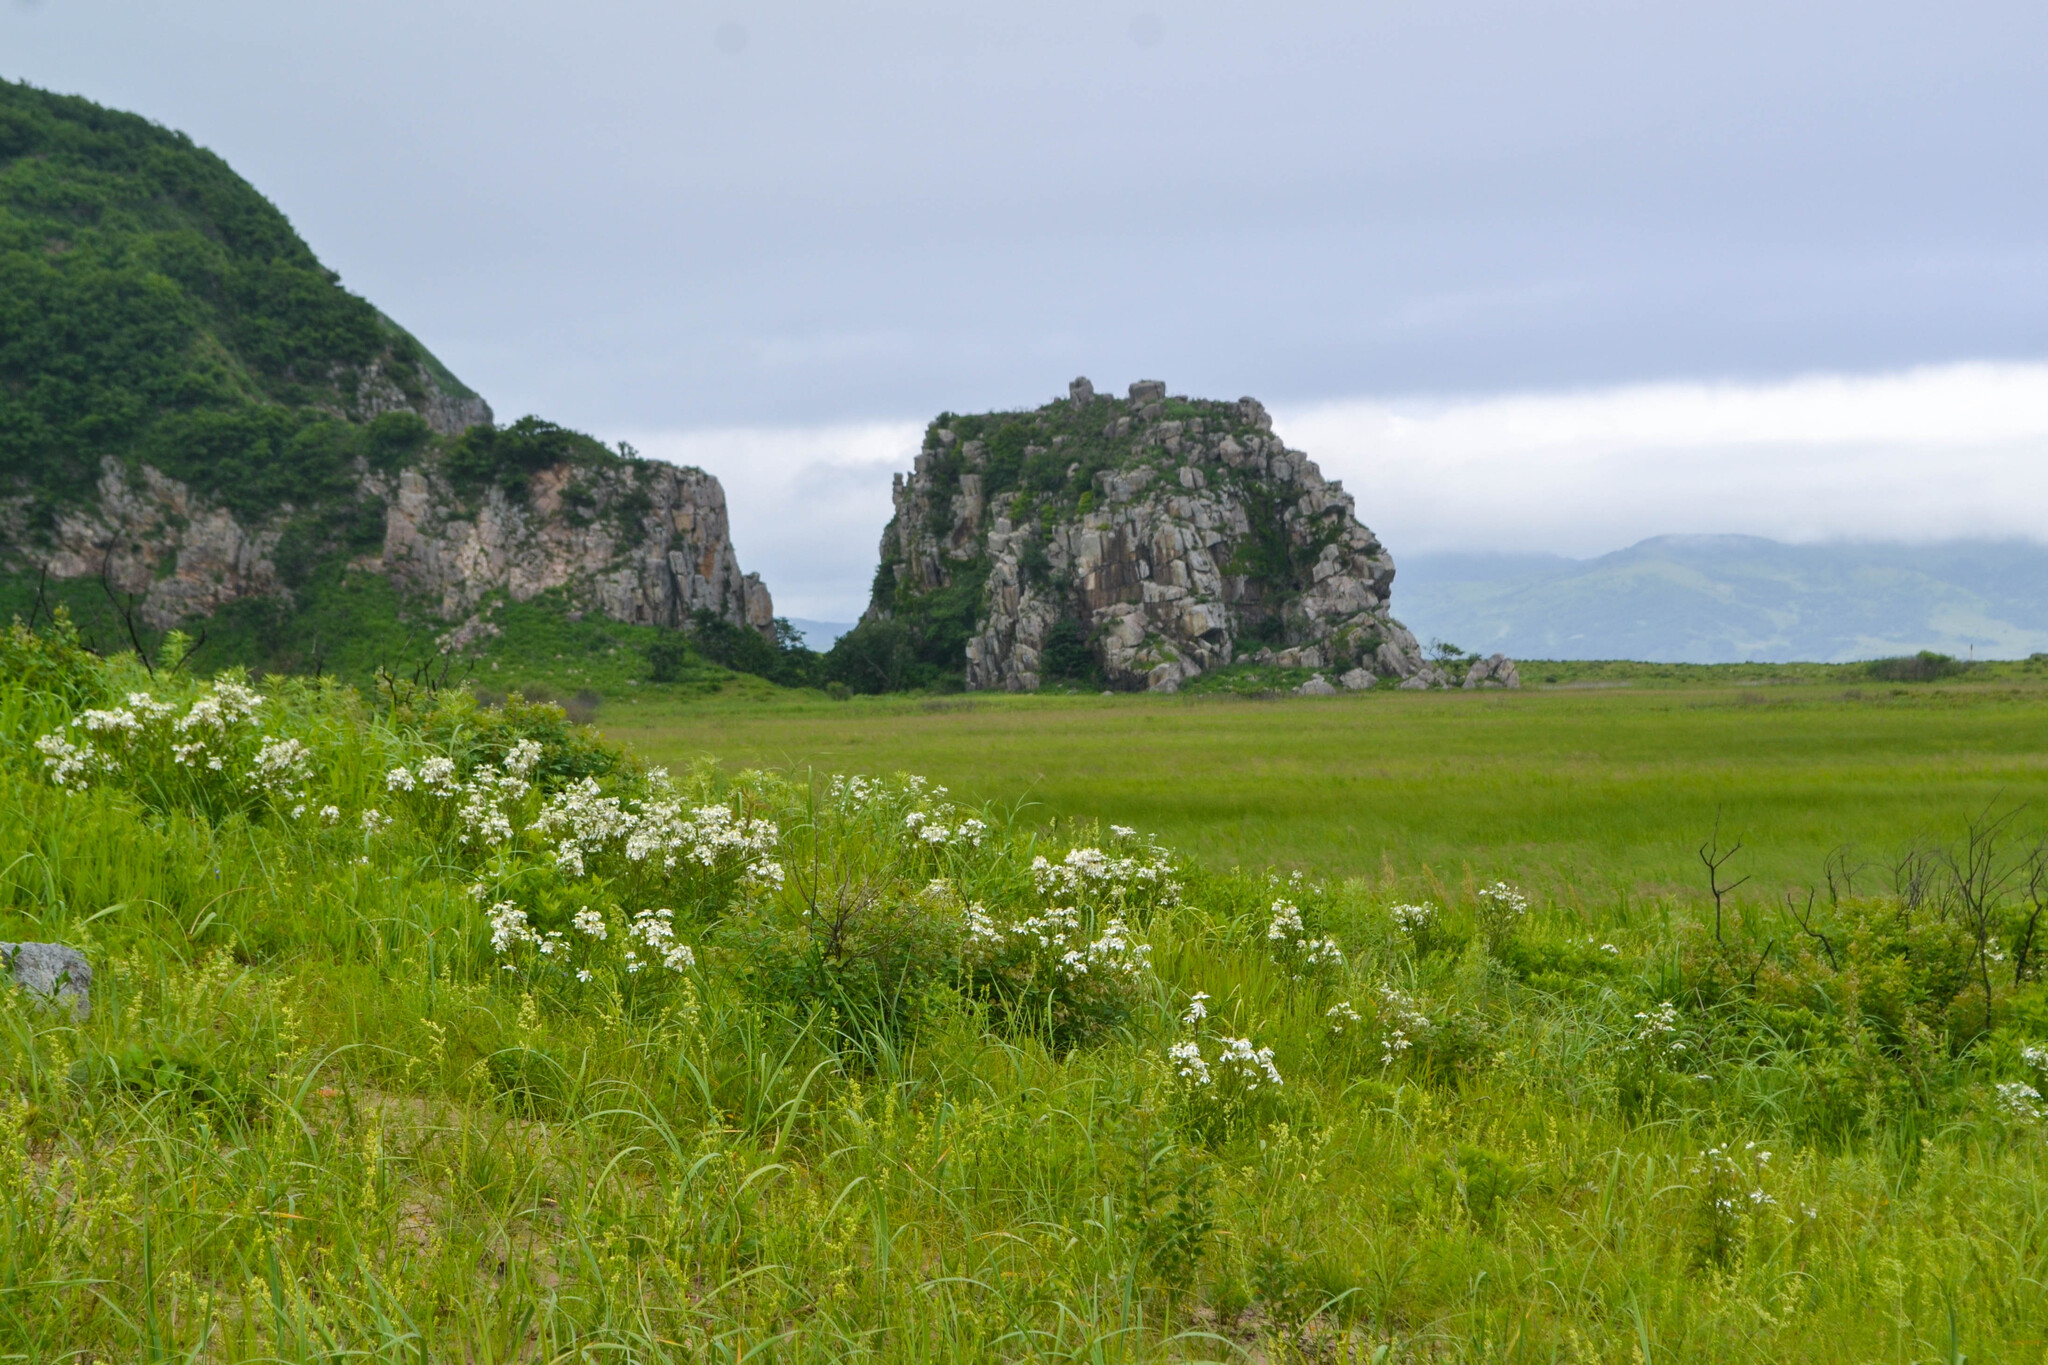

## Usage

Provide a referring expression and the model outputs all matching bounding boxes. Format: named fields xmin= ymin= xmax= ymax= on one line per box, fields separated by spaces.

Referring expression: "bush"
xmin=1866 ymin=650 xmax=1970 ymax=682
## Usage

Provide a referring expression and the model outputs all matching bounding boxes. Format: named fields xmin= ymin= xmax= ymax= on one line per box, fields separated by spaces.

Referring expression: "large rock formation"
xmin=864 ymin=377 xmax=1516 ymax=692
xmin=12 ymin=430 xmax=773 ymax=644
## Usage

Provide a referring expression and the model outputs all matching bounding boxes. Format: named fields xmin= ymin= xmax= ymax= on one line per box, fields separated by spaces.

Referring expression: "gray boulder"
xmin=1296 ymin=672 xmax=1339 ymax=696
xmin=1338 ymin=667 xmax=1376 ymax=691
xmin=1 ymin=942 xmax=92 ymax=1020
xmin=1463 ymin=653 xmax=1522 ymax=689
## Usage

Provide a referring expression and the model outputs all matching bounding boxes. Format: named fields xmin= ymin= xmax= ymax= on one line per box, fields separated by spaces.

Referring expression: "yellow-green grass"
xmin=603 ymin=679 xmax=2048 ymax=902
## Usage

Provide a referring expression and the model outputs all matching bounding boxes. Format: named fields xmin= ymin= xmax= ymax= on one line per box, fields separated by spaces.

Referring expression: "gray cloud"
xmin=5 ymin=0 xmax=2045 ymax=437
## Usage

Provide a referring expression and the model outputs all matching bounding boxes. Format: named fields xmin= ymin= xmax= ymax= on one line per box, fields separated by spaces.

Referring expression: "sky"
xmin=8 ymin=1 xmax=2048 ymax=620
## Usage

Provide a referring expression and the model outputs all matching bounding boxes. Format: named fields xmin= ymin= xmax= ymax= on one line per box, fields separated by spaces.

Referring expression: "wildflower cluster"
xmin=959 ymin=841 xmax=1162 ymax=1044
xmin=1171 ymin=1036 xmax=1282 ymax=1090
xmin=963 ymin=900 xmax=1152 ymax=997
xmin=1030 ymin=842 xmax=1178 ymax=907
xmin=390 ymin=742 xmax=543 ymax=850
xmin=481 ymin=892 xmax=697 ymax=984
xmin=1168 ymin=1021 xmax=1285 ymax=1139
xmin=1375 ymin=984 xmax=1432 ymax=1067
xmin=1475 ymin=880 xmax=1530 ymax=951
xmin=1265 ymin=898 xmax=1344 ymax=975
xmin=831 ymin=773 xmax=987 ymax=850
xmin=530 ymin=770 xmax=782 ymax=891
xmin=32 ymin=679 xmax=354 ymax=824
xmin=1995 ymin=1081 xmax=2045 ymax=1121
xmin=1389 ymin=903 xmax=1436 ymax=935
xmin=1692 ymin=1141 xmax=1780 ymax=1264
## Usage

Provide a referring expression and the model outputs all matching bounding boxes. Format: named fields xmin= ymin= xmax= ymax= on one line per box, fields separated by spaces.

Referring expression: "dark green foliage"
xmin=0 ymin=78 xmax=476 ymax=516
xmin=823 ymin=617 xmax=920 ymax=694
xmin=646 ymin=635 xmax=694 ymax=684
xmin=1038 ymin=617 xmax=1100 ymax=686
xmin=719 ymin=888 xmax=961 ymax=1046
xmin=443 ymin=416 xmax=622 ymax=498
xmin=828 ymin=564 xmax=986 ymax=693
xmin=686 ymin=609 xmax=822 ymax=689
xmin=395 ymin=690 xmax=622 ymax=792
xmin=1867 ymin=650 xmax=1972 ymax=682
xmin=0 ymin=607 xmax=108 ymax=710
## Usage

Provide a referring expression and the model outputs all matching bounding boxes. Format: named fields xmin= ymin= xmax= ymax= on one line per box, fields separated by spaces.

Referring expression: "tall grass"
xmin=4 ymin=621 xmax=2048 ymax=1361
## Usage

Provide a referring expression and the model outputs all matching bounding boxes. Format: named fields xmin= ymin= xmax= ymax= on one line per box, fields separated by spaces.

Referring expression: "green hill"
xmin=0 ymin=80 xmax=807 ymax=697
xmin=0 ymin=79 xmax=488 ymax=518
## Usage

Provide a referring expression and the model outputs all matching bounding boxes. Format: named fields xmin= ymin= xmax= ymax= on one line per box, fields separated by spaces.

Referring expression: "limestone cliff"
xmin=862 ymin=378 xmax=1516 ymax=693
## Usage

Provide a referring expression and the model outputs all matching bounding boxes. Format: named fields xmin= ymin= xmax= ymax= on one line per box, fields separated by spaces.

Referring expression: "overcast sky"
xmin=9 ymin=1 xmax=2048 ymax=618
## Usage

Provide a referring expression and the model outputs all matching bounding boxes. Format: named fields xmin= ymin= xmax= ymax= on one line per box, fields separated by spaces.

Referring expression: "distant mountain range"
xmin=1393 ymin=536 xmax=2048 ymax=663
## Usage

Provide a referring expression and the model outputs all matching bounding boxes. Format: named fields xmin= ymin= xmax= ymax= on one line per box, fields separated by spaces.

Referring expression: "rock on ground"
xmin=1 ymin=942 xmax=92 ymax=1020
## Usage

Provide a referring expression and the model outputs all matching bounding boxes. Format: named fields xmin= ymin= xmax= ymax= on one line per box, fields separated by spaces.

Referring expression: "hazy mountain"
xmin=1394 ymin=536 xmax=2048 ymax=663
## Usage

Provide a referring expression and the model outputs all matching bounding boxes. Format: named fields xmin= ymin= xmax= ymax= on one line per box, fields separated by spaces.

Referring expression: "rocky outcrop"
xmin=13 ymin=455 xmax=772 ymax=644
xmin=34 ymin=459 xmax=288 ymax=631
xmin=349 ymin=355 xmax=494 ymax=436
xmin=377 ymin=459 xmax=773 ymax=639
xmin=868 ymin=377 xmax=1509 ymax=693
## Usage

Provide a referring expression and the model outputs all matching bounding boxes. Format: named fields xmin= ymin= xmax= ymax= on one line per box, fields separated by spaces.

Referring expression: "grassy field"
xmin=8 ymin=628 xmax=2048 ymax=1363
xmin=603 ymin=678 xmax=2048 ymax=905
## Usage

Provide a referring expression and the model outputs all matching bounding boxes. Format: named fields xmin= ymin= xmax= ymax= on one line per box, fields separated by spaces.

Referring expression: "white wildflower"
xmin=1217 ymin=1035 xmax=1283 ymax=1089
xmin=1267 ymin=899 xmax=1305 ymax=942
xmin=1997 ymin=1081 xmax=2046 ymax=1121
xmin=502 ymin=739 xmax=544 ymax=778
xmin=34 ymin=732 xmax=103 ymax=789
xmin=251 ymin=736 xmax=312 ymax=792
xmin=487 ymin=901 xmax=535 ymax=953
xmin=1377 ymin=984 xmax=1432 ymax=1067
xmin=1327 ymin=999 xmax=1362 ymax=1033
xmin=572 ymin=907 xmax=609 ymax=940
xmin=385 ymin=766 xmax=417 ymax=792
xmin=1169 ymin=1040 xmax=1212 ymax=1087
xmin=417 ymin=756 xmax=460 ymax=797
xmin=1181 ymin=991 xmax=1210 ymax=1026
xmin=1389 ymin=902 xmax=1435 ymax=934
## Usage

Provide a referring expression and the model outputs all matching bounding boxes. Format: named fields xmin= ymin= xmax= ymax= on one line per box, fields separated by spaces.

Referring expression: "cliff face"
xmin=16 ymin=442 xmax=773 ymax=644
xmin=376 ymin=458 xmax=773 ymax=641
xmin=868 ymin=378 xmax=1515 ymax=693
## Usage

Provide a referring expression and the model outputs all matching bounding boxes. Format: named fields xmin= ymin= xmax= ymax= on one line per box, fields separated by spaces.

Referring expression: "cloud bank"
xmin=1280 ymin=362 xmax=2048 ymax=558
xmin=631 ymin=362 xmax=2048 ymax=624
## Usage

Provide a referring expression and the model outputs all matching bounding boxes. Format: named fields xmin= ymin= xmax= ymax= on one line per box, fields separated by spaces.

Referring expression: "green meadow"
xmin=604 ymin=677 xmax=2048 ymax=903
xmin=7 ymin=629 xmax=2048 ymax=1363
